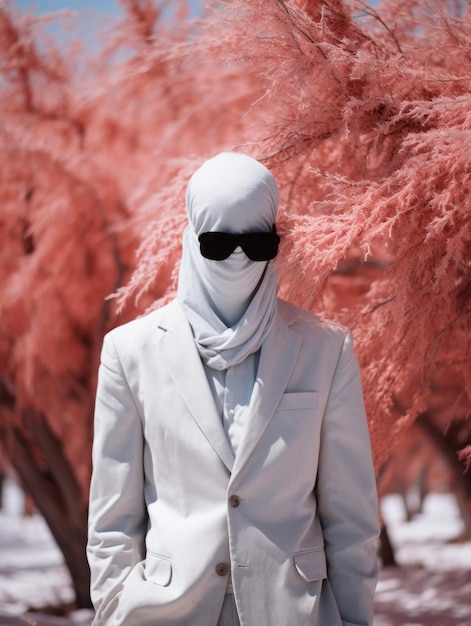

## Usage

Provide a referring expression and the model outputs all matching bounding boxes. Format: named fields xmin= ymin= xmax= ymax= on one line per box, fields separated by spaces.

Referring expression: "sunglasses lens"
xmin=199 ymin=233 xmax=235 ymax=260
xmin=242 ymin=233 xmax=280 ymax=261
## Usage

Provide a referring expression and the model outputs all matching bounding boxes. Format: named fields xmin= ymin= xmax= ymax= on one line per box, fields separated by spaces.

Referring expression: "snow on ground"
xmin=0 ymin=479 xmax=470 ymax=625
xmin=375 ymin=494 xmax=471 ymax=626
xmin=0 ymin=479 xmax=92 ymax=625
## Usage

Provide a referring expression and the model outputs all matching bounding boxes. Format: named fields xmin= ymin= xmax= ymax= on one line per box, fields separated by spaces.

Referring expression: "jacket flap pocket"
xmin=145 ymin=552 xmax=172 ymax=586
xmin=293 ymin=548 xmax=327 ymax=582
xmin=277 ymin=392 xmax=318 ymax=411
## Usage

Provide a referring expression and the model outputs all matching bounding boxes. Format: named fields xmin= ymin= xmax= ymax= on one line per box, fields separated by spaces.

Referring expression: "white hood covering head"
xmin=177 ymin=152 xmax=279 ymax=370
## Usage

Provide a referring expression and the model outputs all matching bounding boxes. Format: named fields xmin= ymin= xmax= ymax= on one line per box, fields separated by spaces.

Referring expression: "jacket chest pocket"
xmin=276 ymin=391 xmax=318 ymax=411
xmin=261 ymin=391 xmax=321 ymax=479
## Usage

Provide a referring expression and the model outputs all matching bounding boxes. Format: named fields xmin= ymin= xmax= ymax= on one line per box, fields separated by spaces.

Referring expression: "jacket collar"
xmin=156 ymin=300 xmax=235 ymax=473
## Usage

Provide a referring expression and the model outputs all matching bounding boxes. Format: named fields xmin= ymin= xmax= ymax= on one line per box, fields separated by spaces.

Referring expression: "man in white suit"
xmin=87 ymin=153 xmax=380 ymax=626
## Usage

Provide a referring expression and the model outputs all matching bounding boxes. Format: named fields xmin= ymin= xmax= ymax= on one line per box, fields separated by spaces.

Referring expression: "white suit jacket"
xmin=87 ymin=298 xmax=379 ymax=626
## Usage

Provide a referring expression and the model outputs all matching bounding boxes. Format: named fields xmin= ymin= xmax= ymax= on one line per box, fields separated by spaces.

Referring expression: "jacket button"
xmin=228 ymin=495 xmax=241 ymax=508
xmin=216 ymin=563 xmax=229 ymax=576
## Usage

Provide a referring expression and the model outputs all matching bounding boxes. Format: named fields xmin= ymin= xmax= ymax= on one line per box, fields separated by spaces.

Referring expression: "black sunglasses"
xmin=198 ymin=225 xmax=280 ymax=261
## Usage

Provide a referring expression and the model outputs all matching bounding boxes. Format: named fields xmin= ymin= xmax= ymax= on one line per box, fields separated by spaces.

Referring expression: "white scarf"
xmin=177 ymin=152 xmax=279 ymax=370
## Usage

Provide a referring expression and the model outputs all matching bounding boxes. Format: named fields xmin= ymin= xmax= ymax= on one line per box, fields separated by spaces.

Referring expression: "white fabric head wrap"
xmin=177 ymin=152 xmax=279 ymax=370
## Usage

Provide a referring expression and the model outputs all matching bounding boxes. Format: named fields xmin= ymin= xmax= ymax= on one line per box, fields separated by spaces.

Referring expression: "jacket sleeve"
xmin=316 ymin=331 xmax=380 ymax=626
xmin=87 ymin=332 xmax=147 ymax=625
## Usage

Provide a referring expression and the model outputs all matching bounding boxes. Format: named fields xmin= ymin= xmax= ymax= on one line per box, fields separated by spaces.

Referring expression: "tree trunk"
xmin=416 ymin=412 xmax=471 ymax=538
xmin=11 ymin=417 xmax=92 ymax=608
xmin=0 ymin=381 xmax=91 ymax=608
xmin=379 ymin=522 xmax=397 ymax=567
xmin=416 ymin=464 xmax=429 ymax=515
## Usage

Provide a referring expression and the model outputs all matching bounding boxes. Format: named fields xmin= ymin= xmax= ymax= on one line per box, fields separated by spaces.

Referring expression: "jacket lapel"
xmin=231 ymin=312 xmax=302 ymax=478
xmin=156 ymin=301 xmax=234 ymax=473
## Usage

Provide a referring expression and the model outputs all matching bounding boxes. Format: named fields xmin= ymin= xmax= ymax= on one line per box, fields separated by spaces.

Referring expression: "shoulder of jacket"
xmin=277 ymin=298 xmax=349 ymax=342
xmin=105 ymin=300 xmax=175 ymax=345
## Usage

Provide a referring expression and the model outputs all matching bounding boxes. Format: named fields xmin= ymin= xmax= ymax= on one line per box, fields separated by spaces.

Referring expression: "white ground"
xmin=0 ymin=480 xmax=470 ymax=626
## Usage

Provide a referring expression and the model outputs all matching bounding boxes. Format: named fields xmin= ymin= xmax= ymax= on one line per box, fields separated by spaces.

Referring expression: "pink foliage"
xmin=0 ymin=5 xmax=138 ymax=490
xmin=1 ymin=0 xmax=470 ymax=485
xmin=116 ymin=0 xmax=471 ymax=467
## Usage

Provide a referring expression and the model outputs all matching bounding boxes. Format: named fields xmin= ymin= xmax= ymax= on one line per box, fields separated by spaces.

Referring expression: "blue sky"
xmin=15 ymin=0 xmax=122 ymax=13
xmin=14 ymin=0 xmax=203 ymax=18
xmin=12 ymin=0 xmax=204 ymax=51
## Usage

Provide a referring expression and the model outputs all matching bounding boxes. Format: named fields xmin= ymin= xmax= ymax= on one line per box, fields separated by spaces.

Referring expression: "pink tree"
xmin=1 ymin=0 xmax=470 ymax=609
xmin=120 ymin=0 xmax=471 ymax=527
